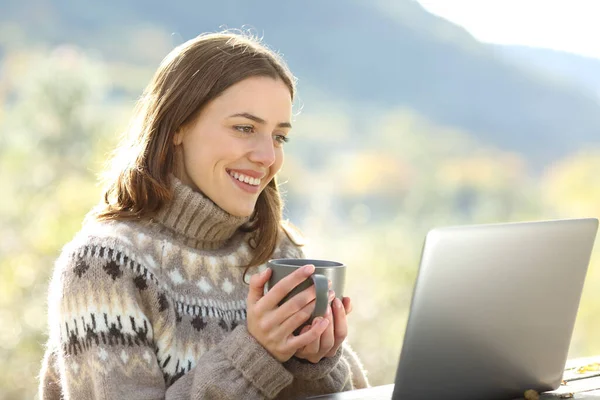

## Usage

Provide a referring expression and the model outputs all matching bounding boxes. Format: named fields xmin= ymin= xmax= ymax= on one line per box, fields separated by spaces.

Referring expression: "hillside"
xmin=1 ymin=0 xmax=600 ymax=166
xmin=493 ymin=44 xmax=600 ymax=95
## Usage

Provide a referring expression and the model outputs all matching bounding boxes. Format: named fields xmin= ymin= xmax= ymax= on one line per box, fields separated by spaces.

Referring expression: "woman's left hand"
xmin=294 ymin=296 xmax=353 ymax=363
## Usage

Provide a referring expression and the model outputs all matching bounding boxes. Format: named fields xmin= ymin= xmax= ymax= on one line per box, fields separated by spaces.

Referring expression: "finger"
xmin=275 ymin=288 xmax=334 ymax=338
xmin=301 ymin=324 xmax=311 ymax=334
xmin=258 ymin=264 xmax=315 ymax=311
xmin=296 ymin=316 xmax=327 ymax=360
xmin=276 ymin=297 xmax=316 ymax=337
xmin=332 ymin=298 xmax=348 ymax=339
xmin=302 ymin=319 xmax=322 ymax=355
xmin=319 ymin=305 xmax=335 ymax=356
xmin=342 ymin=297 xmax=352 ymax=315
xmin=247 ymin=268 xmax=272 ymax=305
xmin=294 ymin=325 xmax=312 ymax=357
xmin=287 ymin=317 xmax=330 ymax=350
xmin=269 ymin=284 xmax=317 ymax=326
xmin=326 ymin=297 xmax=348 ymax=357
xmin=275 ymin=287 xmax=334 ymax=326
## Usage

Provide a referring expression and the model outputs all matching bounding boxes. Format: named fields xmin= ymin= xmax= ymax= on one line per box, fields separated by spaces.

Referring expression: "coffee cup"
xmin=266 ymin=258 xmax=346 ymax=325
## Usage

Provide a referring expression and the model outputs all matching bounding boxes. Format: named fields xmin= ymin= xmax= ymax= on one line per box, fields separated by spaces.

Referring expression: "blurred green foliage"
xmin=1 ymin=46 xmax=600 ymax=400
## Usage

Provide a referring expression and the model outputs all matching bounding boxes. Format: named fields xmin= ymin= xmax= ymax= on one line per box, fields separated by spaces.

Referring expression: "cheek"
xmin=184 ymin=133 xmax=238 ymax=168
xmin=271 ymin=149 xmax=284 ymax=175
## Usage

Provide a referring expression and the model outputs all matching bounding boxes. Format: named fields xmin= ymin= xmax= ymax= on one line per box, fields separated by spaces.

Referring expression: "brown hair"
xmin=94 ymin=31 xmax=296 ymax=269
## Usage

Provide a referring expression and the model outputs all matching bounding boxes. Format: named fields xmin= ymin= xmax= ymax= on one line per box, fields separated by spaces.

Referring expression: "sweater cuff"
xmin=283 ymin=346 xmax=344 ymax=380
xmin=222 ymin=325 xmax=293 ymax=398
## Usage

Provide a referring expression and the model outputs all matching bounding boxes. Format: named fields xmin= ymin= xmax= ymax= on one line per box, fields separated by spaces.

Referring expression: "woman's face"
xmin=175 ymin=76 xmax=292 ymax=217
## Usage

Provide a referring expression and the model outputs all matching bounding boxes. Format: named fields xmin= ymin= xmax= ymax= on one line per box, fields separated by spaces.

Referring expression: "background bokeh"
xmin=2 ymin=1 xmax=600 ymax=398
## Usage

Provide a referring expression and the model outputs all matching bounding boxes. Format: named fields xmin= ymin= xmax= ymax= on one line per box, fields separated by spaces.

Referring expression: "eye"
xmin=274 ymin=135 xmax=290 ymax=146
xmin=234 ymin=125 xmax=255 ymax=134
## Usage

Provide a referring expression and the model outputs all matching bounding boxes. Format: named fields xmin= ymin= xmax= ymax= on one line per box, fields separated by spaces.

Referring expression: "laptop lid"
xmin=393 ymin=218 xmax=598 ymax=400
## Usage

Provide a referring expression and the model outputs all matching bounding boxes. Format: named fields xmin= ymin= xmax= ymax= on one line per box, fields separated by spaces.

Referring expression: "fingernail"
xmin=328 ymin=280 xmax=332 ymax=288
xmin=334 ymin=298 xmax=343 ymax=309
xmin=261 ymin=268 xmax=270 ymax=278
xmin=303 ymin=264 xmax=315 ymax=274
xmin=325 ymin=306 xmax=331 ymax=316
xmin=320 ymin=318 xmax=330 ymax=328
xmin=312 ymin=317 xmax=322 ymax=326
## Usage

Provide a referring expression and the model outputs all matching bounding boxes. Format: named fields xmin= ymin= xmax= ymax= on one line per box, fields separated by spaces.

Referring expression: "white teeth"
xmin=228 ymin=171 xmax=261 ymax=186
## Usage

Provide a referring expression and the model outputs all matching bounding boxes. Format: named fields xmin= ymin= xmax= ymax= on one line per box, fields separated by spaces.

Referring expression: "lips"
xmin=226 ymin=168 xmax=266 ymax=179
xmin=228 ymin=170 xmax=261 ymax=186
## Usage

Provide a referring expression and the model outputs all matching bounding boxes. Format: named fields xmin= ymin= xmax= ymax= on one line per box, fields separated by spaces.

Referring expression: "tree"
xmin=0 ymin=46 xmax=118 ymax=400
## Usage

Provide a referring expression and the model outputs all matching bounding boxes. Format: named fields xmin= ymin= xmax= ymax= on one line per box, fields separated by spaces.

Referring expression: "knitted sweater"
xmin=39 ymin=177 xmax=369 ymax=399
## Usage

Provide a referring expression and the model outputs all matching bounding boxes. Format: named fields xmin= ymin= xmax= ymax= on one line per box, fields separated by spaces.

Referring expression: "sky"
xmin=418 ymin=0 xmax=600 ymax=60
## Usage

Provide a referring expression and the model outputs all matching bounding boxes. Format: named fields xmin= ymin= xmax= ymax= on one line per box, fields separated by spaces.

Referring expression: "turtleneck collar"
xmin=153 ymin=176 xmax=250 ymax=250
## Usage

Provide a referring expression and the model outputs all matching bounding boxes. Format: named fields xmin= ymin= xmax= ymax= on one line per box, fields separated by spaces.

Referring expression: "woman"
xmin=39 ymin=31 xmax=369 ymax=399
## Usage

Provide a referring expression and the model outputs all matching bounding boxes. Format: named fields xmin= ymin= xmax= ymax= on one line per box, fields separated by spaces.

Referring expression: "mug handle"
xmin=310 ymin=274 xmax=329 ymax=318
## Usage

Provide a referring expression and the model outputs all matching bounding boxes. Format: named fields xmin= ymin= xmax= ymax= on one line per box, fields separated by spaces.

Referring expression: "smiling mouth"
xmin=227 ymin=170 xmax=262 ymax=186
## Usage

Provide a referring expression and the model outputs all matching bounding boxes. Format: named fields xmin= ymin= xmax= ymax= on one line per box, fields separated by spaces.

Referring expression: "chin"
xmin=230 ymin=210 xmax=253 ymax=218
xmin=227 ymin=203 xmax=256 ymax=218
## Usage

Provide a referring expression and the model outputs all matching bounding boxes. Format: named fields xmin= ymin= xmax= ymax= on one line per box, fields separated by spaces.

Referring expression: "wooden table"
xmin=515 ymin=356 xmax=600 ymax=399
xmin=308 ymin=356 xmax=600 ymax=399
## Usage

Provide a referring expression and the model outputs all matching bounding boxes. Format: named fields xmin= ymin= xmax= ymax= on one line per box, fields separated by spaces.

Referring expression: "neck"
xmin=153 ymin=176 xmax=250 ymax=250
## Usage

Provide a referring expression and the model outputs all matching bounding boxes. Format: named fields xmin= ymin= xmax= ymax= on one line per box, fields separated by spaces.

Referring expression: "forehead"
xmin=206 ymin=76 xmax=293 ymax=120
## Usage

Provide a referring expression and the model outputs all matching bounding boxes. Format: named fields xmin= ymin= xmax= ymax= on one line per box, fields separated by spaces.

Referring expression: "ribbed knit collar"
xmin=153 ymin=176 xmax=250 ymax=250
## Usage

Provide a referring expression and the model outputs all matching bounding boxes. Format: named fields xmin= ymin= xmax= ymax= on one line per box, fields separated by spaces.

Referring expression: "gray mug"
xmin=266 ymin=258 xmax=346 ymax=324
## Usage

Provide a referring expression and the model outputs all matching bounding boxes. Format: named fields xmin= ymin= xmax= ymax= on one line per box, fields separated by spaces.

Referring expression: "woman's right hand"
xmin=246 ymin=264 xmax=331 ymax=362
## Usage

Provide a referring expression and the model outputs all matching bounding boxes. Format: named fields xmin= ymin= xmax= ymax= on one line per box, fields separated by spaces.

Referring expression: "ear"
xmin=173 ymin=128 xmax=183 ymax=145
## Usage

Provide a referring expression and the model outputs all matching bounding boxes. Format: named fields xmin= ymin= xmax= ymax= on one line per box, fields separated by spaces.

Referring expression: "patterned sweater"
xmin=39 ymin=177 xmax=369 ymax=399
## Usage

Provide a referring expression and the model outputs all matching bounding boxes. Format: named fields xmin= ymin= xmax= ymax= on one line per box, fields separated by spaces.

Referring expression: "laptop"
xmin=308 ymin=218 xmax=598 ymax=400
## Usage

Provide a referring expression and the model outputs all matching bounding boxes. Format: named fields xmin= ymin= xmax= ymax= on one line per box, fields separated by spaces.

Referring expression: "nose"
xmin=248 ymin=134 xmax=276 ymax=167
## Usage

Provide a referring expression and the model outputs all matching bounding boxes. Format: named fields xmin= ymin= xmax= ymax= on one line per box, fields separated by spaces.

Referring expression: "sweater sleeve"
xmin=275 ymin=343 xmax=369 ymax=399
xmin=39 ymin=241 xmax=293 ymax=400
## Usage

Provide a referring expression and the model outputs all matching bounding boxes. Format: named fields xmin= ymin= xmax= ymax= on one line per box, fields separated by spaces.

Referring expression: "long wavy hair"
xmin=93 ymin=31 xmax=296 ymax=269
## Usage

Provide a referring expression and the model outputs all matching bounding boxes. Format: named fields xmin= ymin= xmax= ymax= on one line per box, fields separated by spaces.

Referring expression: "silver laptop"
xmin=308 ymin=218 xmax=598 ymax=400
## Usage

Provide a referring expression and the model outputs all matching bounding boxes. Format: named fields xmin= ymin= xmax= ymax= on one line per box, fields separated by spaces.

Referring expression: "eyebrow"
xmin=228 ymin=112 xmax=292 ymax=129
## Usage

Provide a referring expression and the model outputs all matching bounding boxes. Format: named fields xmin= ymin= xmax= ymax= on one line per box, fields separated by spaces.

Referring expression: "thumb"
xmin=247 ymin=268 xmax=272 ymax=305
